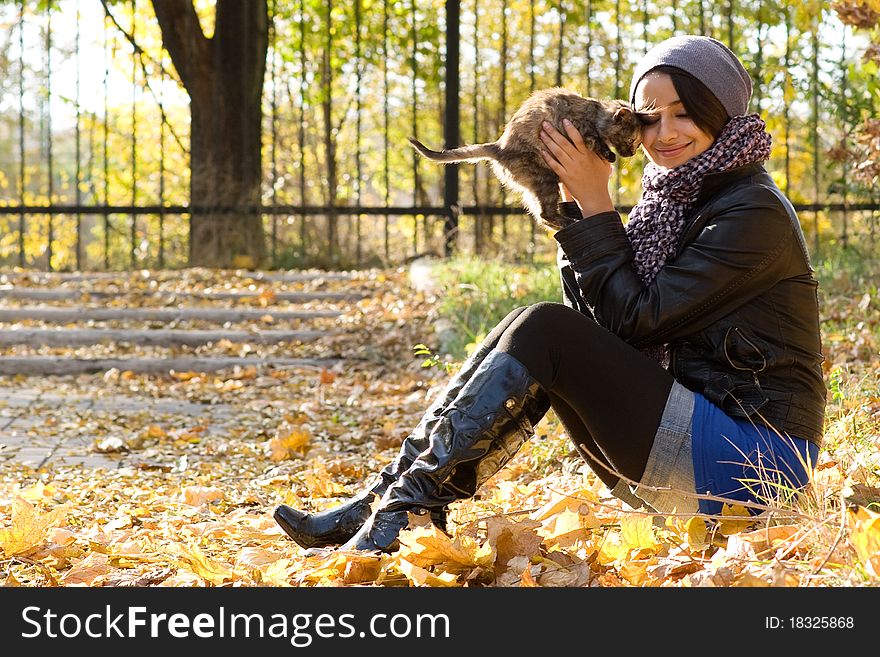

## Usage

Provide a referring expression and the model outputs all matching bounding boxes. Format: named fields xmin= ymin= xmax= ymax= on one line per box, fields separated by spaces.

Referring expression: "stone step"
xmin=0 ymin=305 xmax=341 ymax=323
xmin=0 ymin=287 xmax=365 ymax=303
xmin=0 ymin=355 xmax=345 ymax=375
xmin=0 ymin=328 xmax=336 ymax=347
xmin=0 ymin=270 xmax=357 ymax=284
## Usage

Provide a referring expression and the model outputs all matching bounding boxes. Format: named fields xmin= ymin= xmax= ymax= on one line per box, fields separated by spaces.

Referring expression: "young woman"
xmin=274 ymin=35 xmax=827 ymax=552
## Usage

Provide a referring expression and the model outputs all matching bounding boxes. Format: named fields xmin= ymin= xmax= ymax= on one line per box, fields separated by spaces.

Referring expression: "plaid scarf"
xmin=625 ymin=113 xmax=772 ymax=366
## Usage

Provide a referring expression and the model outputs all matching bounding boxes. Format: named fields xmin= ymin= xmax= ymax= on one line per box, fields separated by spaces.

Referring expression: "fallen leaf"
xmin=268 ymin=428 xmax=311 ymax=462
xmin=172 ymin=544 xmax=233 ymax=585
xmin=182 ymin=486 xmax=225 ymax=506
xmin=848 ymin=506 xmax=880 ymax=579
xmin=717 ymin=504 xmax=755 ymax=536
xmin=620 ymin=514 xmax=659 ymax=553
xmin=0 ymin=497 xmax=67 ymax=557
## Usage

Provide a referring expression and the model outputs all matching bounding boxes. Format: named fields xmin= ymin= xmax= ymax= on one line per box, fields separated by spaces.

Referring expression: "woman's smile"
xmin=654 ymin=142 xmax=691 ymax=157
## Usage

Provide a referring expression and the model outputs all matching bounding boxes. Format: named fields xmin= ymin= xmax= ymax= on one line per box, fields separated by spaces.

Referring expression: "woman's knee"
xmin=510 ymin=301 xmax=585 ymax=335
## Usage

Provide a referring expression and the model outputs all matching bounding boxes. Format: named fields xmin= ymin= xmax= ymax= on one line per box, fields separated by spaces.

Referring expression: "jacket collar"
xmin=694 ymin=163 xmax=767 ymax=207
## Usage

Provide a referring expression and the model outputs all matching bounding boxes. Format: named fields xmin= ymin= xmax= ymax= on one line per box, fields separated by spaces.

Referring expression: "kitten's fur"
xmin=409 ymin=87 xmax=643 ymax=231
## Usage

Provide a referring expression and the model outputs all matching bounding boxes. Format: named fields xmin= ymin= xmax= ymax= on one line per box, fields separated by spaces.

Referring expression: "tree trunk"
xmin=152 ymin=0 xmax=268 ymax=268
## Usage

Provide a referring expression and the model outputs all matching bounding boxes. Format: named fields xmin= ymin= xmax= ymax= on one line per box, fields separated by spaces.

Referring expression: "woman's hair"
xmin=651 ymin=65 xmax=730 ymax=139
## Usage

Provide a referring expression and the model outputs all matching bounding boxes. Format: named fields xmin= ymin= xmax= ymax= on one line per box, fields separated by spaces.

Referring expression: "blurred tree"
xmin=151 ymin=0 xmax=268 ymax=268
xmin=832 ymin=0 xmax=880 ymax=189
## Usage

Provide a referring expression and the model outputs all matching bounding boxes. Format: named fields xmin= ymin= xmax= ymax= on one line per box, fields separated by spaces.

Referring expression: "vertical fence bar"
xmin=75 ymin=0 xmax=82 ymax=270
xmin=472 ymin=0 xmax=482 ymax=254
xmin=783 ymin=6 xmax=791 ymax=196
xmin=383 ymin=0 xmax=391 ymax=262
xmin=613 ymin=0 xmax=621 ymax=208
xmin=18 ymin=0 xmax=26 ymax=268
xmin=555 ymin=1 xmax=565 ymax=88
xmin=444 ymin=0 xmax=460 ymax=257
xmin=322 ymin=0 xmax=338 ymax=265
xmin=130 ymin=0 xmax=137 ymax=269
xmin=754 ymin=1 xmax=764 ymax=112
xmin=585 ymin=0 xmax=592 ymax=97
xmin=269 ymin=0 xmax=278 ymax=267
xmin=811 ymin=24 xmax=820 ymax=256
xmin=103 ymin=13 xmax=110 ymax=269
xmin=298 ymin=0 xmax=307 ymax=261
xmin=46 ymin=2 xmax=53 ymax=271
xmin=355 ymin=0 xmax=363 ymax=266
xmin=839 ymin=24 xmax=848 ymax=249
xmin=727 ymin=0 xmax=735 ymax=49
xmin=501 ymin=0 xmax=516 ymax=257
xmin=158 ymin=58 xmax=166 ymax=268
xmin=411 ymin=0 xmax=420 ymax=257
xmin=529 ymin=0 xmax=536 ymax=94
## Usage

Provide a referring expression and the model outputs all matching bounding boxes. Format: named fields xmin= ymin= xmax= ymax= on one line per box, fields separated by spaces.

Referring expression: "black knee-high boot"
xmin=273 ymin=336 xmax=513 ymax=549
xmin=341 ymin=350 xmax=550 ymax=552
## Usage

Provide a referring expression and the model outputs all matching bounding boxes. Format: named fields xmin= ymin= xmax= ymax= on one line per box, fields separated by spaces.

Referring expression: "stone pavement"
xmin=0 ymin=385 xmax=240 ymax=469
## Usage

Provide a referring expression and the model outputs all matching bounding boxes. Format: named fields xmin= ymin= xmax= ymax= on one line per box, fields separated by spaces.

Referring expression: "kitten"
xmin=409 ymin=87 xmax=643 ymax=232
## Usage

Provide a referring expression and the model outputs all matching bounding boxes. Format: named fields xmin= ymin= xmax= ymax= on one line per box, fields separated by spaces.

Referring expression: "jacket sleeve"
xmin=553 ymin=188 xmax=798 ymax=348
xmin=555 ymin=201 xmax=594 ymax=315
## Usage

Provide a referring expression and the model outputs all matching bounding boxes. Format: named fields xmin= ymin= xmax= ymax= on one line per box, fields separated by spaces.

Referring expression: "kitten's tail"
xmin=408 ymin=137 xmax=500 ymax=163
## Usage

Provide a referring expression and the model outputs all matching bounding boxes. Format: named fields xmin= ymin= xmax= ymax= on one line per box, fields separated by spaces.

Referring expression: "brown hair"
xmin=647 ymin=65 xmax=730 ymax=139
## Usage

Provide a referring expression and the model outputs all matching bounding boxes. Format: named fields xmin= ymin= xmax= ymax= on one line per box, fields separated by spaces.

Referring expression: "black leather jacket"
xmin=555 ymin=164 xmax=827 ymax=446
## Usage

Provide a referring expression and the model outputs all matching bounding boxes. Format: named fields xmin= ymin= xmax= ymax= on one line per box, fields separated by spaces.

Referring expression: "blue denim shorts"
xmin=621 ymin=381 xmax=818 ymax=517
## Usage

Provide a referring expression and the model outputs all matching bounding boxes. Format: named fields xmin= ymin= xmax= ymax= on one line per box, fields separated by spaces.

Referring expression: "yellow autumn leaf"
xmin=618 ymin=559 xmax=653 ymax=586
xmin=398 ymin=525 xmax=494 ymax=570
xmin=531 ymin=488 xmax=597 ymax=522
xmin=146 ymin=425 xmax=167 ymax=439
xmin=268 ymin=428 xmax=311 ymax=462
xmin=172 ymin=544 xmax=233 ymax=585
xmin=396 ymin=558 xmax=460 ymax=587
xmin=718 ymin=504 xmax=755 ymax=536
xmin=684 ymin=516 xmax=710 ymax=551
xmin=596 ymin=533 xmax=628 ymax=565
xmin=0 ymin=496 xmax=67 ymax=557
xmin=302 ymin=468 xmax=349 ymax=498
xmin=181 ymin=486 xmax=225 ymax=506
xmin=620 ymin=514 xmax=658 ymax=552
xmin=541 ymin=508 xmax=593 ymax=548
xmin=260 ymin=559 xmax=295 ymax=587
xmin=847 ymin=506 xmax=880 ymax=579
xmin=343 ymin=557 xmax=383 ymax=584
xmin=18 ymin=481 xmax=56 ymax=502
xmin=732 ymin=571 xmax=771 ymax=587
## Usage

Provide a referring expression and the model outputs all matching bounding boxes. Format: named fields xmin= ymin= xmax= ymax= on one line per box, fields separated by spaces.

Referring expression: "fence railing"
xmin=0 ymin=0 xmax=877 ymax=270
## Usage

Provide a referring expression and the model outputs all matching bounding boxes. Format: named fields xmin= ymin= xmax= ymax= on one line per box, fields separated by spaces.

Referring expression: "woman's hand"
xmin=539 ymin=118 xmax=615 ymax=218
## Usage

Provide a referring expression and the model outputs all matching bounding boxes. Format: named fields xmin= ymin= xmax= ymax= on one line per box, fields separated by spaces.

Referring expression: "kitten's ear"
xmin=613 ymin=106 xmax=633 ymax=122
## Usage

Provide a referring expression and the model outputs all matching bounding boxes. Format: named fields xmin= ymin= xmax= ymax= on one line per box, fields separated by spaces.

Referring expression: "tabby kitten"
xmin=409 ymin=87 xmax=643 ymax=232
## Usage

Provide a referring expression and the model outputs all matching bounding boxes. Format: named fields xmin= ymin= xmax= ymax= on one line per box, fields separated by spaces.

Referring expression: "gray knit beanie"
xmin=629 ymin=35 xmax=752 ymax=117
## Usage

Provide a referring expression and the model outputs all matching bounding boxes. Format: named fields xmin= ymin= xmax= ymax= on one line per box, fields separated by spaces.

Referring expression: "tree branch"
xmin=98 ymin=0 xmax=189 ymax=155
xmin=149 ymin=0 xmax=212 ymax=98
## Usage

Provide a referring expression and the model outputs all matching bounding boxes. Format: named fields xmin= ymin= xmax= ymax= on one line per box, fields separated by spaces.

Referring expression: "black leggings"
xmin=478 ymin=302 xmax=674 ymax=485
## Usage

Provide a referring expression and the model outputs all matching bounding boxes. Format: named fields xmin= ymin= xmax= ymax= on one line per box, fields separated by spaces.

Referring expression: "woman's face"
xmin=635 ymin=71 xmax=715 ymax=169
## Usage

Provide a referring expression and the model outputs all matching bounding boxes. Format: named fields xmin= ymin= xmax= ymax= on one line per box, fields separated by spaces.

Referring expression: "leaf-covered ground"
xmin=0 ymin=264 xmax=878 ymax=588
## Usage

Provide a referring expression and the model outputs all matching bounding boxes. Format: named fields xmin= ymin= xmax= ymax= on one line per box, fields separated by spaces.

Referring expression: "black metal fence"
xmin=0 ymin=0 xmax=877 ymax=271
